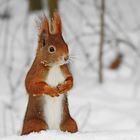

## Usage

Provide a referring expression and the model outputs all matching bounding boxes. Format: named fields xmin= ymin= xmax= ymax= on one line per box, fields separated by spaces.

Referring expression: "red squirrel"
xmin=21 ymin=12 xmax=78 ymax=135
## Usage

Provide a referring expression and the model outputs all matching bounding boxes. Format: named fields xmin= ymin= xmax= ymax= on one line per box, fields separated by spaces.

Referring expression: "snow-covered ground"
xmin=2 ymin=130 xmax=140 ymax=140
xmin=1 ymin=0 xmax=140 ymax=139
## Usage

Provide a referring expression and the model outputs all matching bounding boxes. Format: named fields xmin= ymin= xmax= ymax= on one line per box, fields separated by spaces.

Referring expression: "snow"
xmin=2 ymin=130 xmax=140 ymax=140
xmin=1 ymin=0 xmax=140 ymax=139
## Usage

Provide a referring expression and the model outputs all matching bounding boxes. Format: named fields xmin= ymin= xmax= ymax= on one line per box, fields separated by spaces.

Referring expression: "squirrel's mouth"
xmin=40 ymin=58 xmax=69 ymax=67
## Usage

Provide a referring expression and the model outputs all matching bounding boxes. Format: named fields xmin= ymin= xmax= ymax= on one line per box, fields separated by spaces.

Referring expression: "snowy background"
xmin=1 ymin=0 xmax=140 ymax=139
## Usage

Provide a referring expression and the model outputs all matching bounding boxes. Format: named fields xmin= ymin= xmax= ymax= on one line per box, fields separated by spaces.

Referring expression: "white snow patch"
xmin=1 ymin=130 xmax=140 ymax=140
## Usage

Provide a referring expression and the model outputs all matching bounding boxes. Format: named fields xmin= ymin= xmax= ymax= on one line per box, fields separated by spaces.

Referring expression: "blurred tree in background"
xmin=99 ymin=0 xmax=105 ymax=83
xmin=48 ymin=0 xmax=58 ymax=18
xmin=29 ymin=0 xmax=58 ymax=29
xmin=48 ymin=0 xmax=58 ymax=30
xmin=29 ymin=0 xmax=42 ymax=11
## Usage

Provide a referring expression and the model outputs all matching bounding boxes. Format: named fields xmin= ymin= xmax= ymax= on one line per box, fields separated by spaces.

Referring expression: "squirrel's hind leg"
xmin=60 ymin=95 xmax=78 ymax=133
xmin=21 ymin=96 xmax=48 ymax=135
xmin=60 ymin=117 xmax=78 ymax=133
xmin=21 ymin=119 xmax=48 ymax=135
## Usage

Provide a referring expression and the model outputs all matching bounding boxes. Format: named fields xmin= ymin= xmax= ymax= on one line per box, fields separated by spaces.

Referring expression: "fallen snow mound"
xmin=1 ymin=130 xmax=140 ymax=140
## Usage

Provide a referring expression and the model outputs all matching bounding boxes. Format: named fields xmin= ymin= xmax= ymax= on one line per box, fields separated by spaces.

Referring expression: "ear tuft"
xmin=35 ymin=14 xmax=50 ymax=50
xmin=52 ymin=11 xmax=62 ymax=34
xmin=36 ymin=14 xmax=50 ymax=37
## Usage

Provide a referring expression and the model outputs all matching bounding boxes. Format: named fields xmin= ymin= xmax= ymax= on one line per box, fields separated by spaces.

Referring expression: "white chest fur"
xmin=44 ymin=65 xmax=65 ymax=130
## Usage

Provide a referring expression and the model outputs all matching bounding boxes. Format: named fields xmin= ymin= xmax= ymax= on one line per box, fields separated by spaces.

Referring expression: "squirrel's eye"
xmin=48 ymin=45 xmax=56 ymax=54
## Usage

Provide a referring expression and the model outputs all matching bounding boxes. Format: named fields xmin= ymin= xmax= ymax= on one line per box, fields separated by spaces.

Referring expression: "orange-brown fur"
xmin=110 ymin=53 xmax=123 ymax=70
xmin=21 ymin=12 xmax=78 ymax=135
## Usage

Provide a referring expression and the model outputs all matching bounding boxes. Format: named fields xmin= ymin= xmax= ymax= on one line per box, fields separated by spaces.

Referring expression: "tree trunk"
xmin=29 ymin=0 xmax=42 ymax=12
xmin=99 ymin=0 xmax=105 ymax=83
xmin=48 ymin=0 xmax=58 ymax=30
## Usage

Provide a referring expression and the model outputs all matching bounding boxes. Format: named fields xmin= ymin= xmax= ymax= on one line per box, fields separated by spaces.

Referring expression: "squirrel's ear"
xmin=37 ymin=16 xmax=50 ymax=40
xmin=52 ymin=11 xmax=62 ymax=34
xmin=36 ymin=16 xmax=50 ymax=48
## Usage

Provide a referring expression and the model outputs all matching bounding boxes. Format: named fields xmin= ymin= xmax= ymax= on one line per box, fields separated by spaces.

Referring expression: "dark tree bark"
xmin=99 ymin=0 xmax=105 ymax=83
xmin=48 ymin=0 xmax=58 ymax=30
xmin=29 ymin=0 xmax=42 ymax=12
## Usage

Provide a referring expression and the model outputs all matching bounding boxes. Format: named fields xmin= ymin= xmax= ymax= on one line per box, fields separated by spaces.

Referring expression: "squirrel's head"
xmin=37 ymin=12 xmax=69 ymax=67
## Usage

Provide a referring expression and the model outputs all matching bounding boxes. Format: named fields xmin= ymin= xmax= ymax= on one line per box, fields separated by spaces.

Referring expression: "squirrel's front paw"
xmin=44 ymin=86 xmax=59 ymax=97
xmin=57 ymin=83 xmax=71 ymax=94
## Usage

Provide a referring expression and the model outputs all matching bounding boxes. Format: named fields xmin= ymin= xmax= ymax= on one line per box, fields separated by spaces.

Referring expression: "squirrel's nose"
xmin=64 ymin=56 xmax=69 ymax=61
